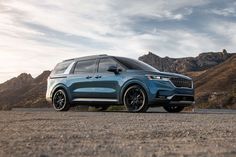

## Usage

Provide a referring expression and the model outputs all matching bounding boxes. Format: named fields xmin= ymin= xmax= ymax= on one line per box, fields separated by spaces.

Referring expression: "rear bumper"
xmin=46 ymin=96 xmax=52 ymax=104
xmin=46 ymin=87 xmax=52 ymax=104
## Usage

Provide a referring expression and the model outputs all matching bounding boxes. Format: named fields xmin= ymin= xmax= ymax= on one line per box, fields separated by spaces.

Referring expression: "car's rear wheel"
xmin=163 ymin=105 xmax=184 ymax=113
xmin=52 ymin=89 xmax=70 ymax=111
xmin=123 ymin=85 xmax=149 ymax=113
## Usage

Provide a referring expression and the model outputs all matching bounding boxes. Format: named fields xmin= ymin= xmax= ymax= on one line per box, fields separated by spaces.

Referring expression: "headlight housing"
xmin=146 ymin=75 xmax=169 ymax=81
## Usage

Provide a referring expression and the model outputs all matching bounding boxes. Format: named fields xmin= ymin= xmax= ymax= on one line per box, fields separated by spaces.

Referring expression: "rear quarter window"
xmin=74 ymin=59 xmax=97 ymax=74
xmin=52 ymin=60 xmax=73 ymax=75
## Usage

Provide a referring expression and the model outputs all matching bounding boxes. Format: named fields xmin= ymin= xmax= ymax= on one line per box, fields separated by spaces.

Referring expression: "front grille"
xmin=170 ymin=77 xmax=192 ymax=88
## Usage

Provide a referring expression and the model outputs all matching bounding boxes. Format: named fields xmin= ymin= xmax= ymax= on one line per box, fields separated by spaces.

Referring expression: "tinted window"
xmin=98 ymin=58 xmax=120 ymax=73
xmin=115 ymin=57 xmax=159 ymax=72
xmin=53 ymin=60 xmax=73 ymax=75
xmin=74 ymin=59 xmax=96 ymax=74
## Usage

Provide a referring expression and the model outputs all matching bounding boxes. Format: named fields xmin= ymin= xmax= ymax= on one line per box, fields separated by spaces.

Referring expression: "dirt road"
xmin=0 ymin=110 xmax=236 ymax=157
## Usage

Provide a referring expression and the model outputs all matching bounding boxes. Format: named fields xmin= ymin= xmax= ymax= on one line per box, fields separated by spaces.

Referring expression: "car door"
xmin=67 ymin=59 xmax=97 ymax=100
xmin=91 ymin=57 xmax=125 ymax=100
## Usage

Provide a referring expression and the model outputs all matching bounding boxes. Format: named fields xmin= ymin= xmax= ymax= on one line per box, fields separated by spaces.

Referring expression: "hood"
xmin=143 ymin=71 xmax=192 ymax=80
xmin=127 ymin=70 xmax=192 ymax=80
xmin=159 ymin=71 xmax=191 ymax=80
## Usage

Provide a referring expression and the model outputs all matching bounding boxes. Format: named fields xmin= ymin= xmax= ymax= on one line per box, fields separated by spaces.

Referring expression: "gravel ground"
xmin=0 ymin=110 xmax=236 ymax=157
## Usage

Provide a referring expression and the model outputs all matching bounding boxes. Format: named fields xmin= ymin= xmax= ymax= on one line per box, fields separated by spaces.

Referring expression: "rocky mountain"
xmin=193 ymin=55 xmax=236 ymax=109
xmin=0 ymin=71 xmax=51 ymax=110
xmin=0 ymin=73 xmax=34 ymax=93
xmin=139 ymin=49 xmax=233 ymax=73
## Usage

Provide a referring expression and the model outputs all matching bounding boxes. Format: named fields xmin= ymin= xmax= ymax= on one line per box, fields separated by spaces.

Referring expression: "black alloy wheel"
xmin=123 ymin=85 xmax=149 ymax=112
xmin=52 ymin=89 xmax=70 ymax=111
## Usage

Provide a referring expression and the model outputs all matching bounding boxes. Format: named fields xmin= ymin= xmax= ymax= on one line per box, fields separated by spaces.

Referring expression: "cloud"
xmin=127 ymin=29 xmax=219 ymax=57
xmin=0 ymin=0 xmax=235 ymax=83
xmin=211 ymin=8 xmax=236 ymax=16
xmin=206 ymin=1 xmax=236 ymax=17
xmin=208 ymin=20 xmax=236 ymax=48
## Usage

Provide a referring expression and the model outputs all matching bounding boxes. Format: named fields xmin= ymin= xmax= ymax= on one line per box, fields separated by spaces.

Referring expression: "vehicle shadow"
xmin=11 ymin=107 xmax=236 ymax=115
xmin=77 ymin=109 xmax=236 ymax=115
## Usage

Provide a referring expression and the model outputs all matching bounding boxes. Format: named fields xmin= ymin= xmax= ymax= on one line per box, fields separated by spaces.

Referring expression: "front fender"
xmin=119 ymin=79 xmax=149 ymax=104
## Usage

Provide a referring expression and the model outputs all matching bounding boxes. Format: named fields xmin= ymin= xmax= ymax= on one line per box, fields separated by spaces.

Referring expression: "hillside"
xmin=193 ymin=55 xmax=236 ymax=108
xmin=0 ymin=71 xmax=51 ymax=110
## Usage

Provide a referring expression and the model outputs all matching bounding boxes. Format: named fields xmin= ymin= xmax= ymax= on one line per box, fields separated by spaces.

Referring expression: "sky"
xmin=0 ymin=0 xmax=236 ymax=83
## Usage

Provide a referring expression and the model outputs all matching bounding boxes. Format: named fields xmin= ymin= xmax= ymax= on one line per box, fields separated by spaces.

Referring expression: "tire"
xmin=163 ymin=105 xmax=184 ymax=113
xmin=123 ymin=85 xmax=149 ymax=113
xmin=52 ymin=89 xmax=70 ymax=111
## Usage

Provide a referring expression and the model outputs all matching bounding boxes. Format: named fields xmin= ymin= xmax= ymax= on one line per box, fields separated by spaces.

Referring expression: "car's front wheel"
xmin=52 ymin=89 xmax=70 ymax=111
xmin=123 ymin=85 xmax=149 ymax=113
xmin=163 ymin=105 xmax=184 ymax=113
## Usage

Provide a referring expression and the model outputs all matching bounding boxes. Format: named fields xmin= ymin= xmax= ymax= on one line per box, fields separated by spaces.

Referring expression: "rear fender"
xmin=51 ymin=84 xmax=72 ymax=104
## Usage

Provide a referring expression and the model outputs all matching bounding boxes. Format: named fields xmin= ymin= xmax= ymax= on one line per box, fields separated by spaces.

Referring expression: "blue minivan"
xmin=46 ymin=55 xmax=194 ymax=113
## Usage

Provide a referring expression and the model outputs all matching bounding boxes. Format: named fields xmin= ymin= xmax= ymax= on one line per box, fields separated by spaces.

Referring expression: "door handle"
xmin=95 ymin=75 xmax=102 ymax=79
xmin=86 ymin=76 xmax=92 ymax=79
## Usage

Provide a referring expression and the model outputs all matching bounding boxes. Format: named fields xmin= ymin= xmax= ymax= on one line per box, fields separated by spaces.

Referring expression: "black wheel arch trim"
xmin=51 ymin=84 xmax=72 ymax=104
xmin=119 ymin=79 xmax=149 ymax=104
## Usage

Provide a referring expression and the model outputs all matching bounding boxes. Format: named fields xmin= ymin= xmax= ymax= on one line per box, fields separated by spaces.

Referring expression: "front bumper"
xmin=147 ymin=79 xmax=195 ymax=106
xmin=150 ymin=94 xmax=195 ymax=107
xmin=167 ymin=94 xmax=195 ymax=106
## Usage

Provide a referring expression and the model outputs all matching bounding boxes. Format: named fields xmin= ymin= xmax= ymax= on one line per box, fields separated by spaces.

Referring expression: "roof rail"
xmin=63 ymin=58 xmax=75 ymax=62
xmin=62 ymin=54 xmax=108 ymax=62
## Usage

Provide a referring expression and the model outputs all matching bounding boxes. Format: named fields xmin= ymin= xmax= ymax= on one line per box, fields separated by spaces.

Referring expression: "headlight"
xmin=146 ymin=75 xmax=169 ymax=81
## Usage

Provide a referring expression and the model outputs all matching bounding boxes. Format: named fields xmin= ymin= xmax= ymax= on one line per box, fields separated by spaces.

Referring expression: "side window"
xmin=74 ymin=59 xmax=96 ymax=74
xmin=53 ymin=60 xmax=73 ymax=75
xmin=98 ymin=58 xmax=121 ymax=73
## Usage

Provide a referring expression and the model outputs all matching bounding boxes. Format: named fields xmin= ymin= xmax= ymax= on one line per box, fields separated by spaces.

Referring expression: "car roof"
xmin=63 ymin=54 xmax=110 ymax=62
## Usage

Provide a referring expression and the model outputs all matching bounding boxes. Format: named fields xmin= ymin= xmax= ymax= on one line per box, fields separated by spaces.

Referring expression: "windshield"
xmin=114 ymin=57 xmax=159 ymax=72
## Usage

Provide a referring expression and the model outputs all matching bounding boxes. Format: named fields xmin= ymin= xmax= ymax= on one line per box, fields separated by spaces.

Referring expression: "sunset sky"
xmin=0 ymin=0 xmax=236 ymax=83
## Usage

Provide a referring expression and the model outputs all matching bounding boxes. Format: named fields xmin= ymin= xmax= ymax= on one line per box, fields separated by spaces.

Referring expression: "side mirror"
xmin=107 ymin=65 xmax=122 ymax=74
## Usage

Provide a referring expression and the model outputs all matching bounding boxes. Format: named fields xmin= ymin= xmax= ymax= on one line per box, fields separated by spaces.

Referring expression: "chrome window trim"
xmin=63 ymin=61 xmax=75 ymax=75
